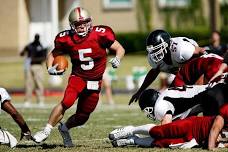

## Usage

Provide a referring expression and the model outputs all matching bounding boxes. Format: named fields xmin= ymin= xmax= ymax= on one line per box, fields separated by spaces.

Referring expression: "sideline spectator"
xmin=159 ymin=72 xmax=175 ymax=92
xmin=20 ymin=34 xmax=47 ymax=107
xmin=204 ymin=31 xmax=228 ymax=57
xmin=101 ymin=68 xmax=115 ymax=105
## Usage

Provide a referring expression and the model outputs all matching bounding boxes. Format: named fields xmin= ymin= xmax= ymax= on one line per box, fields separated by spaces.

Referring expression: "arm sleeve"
xmin=0 ymin=88 xmax=11 ymax=104
xmin=174 ymin=41 xmax=195 ymax=63
xmin=154 ymin=100 xmax=174 ymax=121
xmin=52 ymin=34 xmax=68 ymax=56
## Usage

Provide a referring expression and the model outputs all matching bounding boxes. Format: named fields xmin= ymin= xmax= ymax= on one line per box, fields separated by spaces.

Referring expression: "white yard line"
xmin=14 ymin=103 xmax=139 ymax=111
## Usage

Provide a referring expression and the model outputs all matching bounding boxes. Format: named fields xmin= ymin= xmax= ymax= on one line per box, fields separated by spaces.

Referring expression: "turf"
xmin=0 ymin=95 xmax=226 ymax=152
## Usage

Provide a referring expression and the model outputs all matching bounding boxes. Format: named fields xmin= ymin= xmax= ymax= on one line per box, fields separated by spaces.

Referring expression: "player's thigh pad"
xmin=62 ymin=76 xmax=87 ymax=108
xmin=76 ymin=90 xmax=100 ymax=114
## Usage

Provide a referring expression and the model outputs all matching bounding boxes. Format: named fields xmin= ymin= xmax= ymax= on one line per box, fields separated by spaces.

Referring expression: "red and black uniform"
xmin=172 ymin=54 xmax=227 ymax=87
xmin=150 ymin=104 xmax=228 ymax=148
xmin=52 ymin=25 xmax=115 ymax=126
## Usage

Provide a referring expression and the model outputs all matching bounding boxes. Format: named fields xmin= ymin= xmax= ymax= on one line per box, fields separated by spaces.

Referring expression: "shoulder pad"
xmin=93 ymin=25 xmax=114 ymax=35
xmin=174 ymin=41 xmax=195 ymax=63
xmin=0 ymin=88 xmax=11 ymax=103
xmin=56 ymin=30 xmax=72 ymax=39
xmin=54 ymin=30 xmax=73 ymax=44
xmin=93 ymin=25 xmax=115 ymax=48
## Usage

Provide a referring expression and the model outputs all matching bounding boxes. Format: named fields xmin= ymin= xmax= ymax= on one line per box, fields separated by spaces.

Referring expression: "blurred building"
xmin=0 ymin=0 xmax=227 ymax=57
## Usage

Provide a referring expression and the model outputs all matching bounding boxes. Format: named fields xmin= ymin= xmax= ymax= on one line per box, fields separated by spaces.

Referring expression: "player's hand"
xmin=109 ymin=57 xmax=120 ymax=68
xmin=209 ymin=70 xmax=223 ymax=83
xmin=47 ymin=64 xmax=65 ymax=75
xmin=20 ymin=131 xmax=32 ymax=140
xmin=129 ymin=91 xmax=141 ymax=105
xmin=208 ymin=72 xmax=227 ymax=89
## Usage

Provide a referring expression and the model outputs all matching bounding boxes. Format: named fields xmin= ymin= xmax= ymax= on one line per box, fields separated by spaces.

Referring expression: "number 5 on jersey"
xmin=95 ymin=27 xmax=105 ymax=33
xmin=78 ymin=48 xmax=94 ymax=70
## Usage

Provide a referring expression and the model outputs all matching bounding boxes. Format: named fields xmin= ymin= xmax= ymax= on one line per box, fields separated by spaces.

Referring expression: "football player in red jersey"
xmin=33 ymin=7 xmax=125 ymax=147
xmin=171 ymin=53 xmax=228 ymax=87
xmin=109 ymin=104 xmax=228 ymax=150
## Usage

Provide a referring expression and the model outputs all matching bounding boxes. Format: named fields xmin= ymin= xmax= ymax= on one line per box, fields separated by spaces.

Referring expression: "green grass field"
xmin=0 ymin=55 xmax=226 ymax=151
xmin=0 ymin=96 xmax=216 ymax=152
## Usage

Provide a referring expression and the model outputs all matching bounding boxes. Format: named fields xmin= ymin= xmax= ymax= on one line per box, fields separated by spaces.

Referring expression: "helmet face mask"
xmin=146 ymin=30 xmax=171 ymax=63
xmin=69 ymin=7 xmax=93 ymax=37
xmin=147 ymin=40 xmax=169 ymax=63
xmin=143 ymin=107 xmax=155 ymax=120
xmin=70 ymin=19 xmax=92 ymax=37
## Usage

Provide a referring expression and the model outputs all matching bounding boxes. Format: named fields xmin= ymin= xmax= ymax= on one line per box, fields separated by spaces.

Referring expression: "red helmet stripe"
xmin=76 ymin=7 xmax=84 ymax=20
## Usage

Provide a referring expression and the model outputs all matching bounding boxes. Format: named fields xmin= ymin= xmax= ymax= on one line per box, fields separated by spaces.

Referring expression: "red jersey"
xmin=151 ymin=104 xmax=228 ymax=147
xmin=191 ymin=116 xmax=215 ymax=145
xmin=151 ymin=116 xmax=215 ymax=147
xmin=53 ymin=25 xmax=115 ymax=80
xmin=172 ymin=54 xmax=224 ymax=86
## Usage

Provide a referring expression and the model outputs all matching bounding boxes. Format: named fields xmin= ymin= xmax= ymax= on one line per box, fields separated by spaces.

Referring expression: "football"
xmin=53 ymin=56 xmax=68 ymax=71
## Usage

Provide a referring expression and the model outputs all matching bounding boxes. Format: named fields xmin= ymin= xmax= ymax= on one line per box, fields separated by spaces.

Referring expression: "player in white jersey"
xmin=138 ymin=86 xmax=206 ymax=125
xmin=138 ymin=73 xmax=228 ymax=125
xmin=129 ymin=30 xmax=206 ymax=105
xmin=0 ymin=88 xmax=32 ymax=148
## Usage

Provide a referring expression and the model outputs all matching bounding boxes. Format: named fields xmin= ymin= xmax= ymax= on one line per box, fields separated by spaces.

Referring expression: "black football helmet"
xmin=146 ymin=30 xmax=171 ymax=63
xmin=138 ymin=89 xmax=160 ymax=120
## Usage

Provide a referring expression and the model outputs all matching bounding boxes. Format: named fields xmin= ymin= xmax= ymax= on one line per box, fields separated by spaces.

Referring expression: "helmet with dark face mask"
xmin=146 ymin=30 xmax=171 ymax=63
xmin=69 ymin=7 xmax=92 ymax=37
xmin=138 ymin=89 xmax=160 ymax=120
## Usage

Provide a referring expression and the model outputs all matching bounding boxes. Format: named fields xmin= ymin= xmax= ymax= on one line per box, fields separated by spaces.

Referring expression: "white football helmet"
xmin=69 ymin=7 xmax=93 ymax=37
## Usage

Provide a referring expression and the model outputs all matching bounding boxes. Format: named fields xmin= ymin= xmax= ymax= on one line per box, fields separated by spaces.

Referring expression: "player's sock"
xmin=60 ymin=123 xmax=69 ymax=132
xmin=44 ymin=124 xmax=53 ymax=134
xmin=132 ymin=124 xmax=156 ymax=135
xmin=134 ymin=137 xmax=154 ymax=147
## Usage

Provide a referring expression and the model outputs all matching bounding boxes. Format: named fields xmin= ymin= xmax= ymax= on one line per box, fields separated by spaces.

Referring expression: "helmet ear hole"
xmin=144 ymin=107 xmax=155 ymax=120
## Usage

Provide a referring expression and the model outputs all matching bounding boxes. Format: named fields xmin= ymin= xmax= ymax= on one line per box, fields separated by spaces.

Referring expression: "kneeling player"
xmin=0 ymin=87 xmax=31 ymax=148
